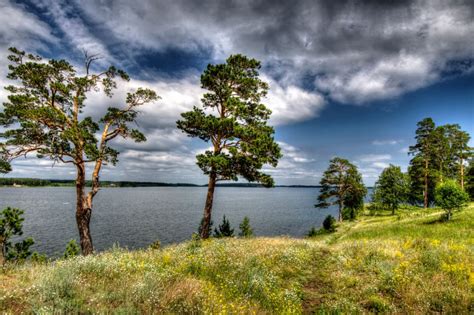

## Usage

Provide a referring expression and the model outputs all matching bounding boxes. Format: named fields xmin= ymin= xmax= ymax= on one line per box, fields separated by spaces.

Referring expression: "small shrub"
xmin=322 ymin=215 xmax=337 ymax=232
xmin=365 ymin=295 xmax=391 ymax=313
xmin=238 ymin=216 xmax=254 ymax=237
xmin=63 ymin=239 xmax=80 ymax=259
xmin=214 ymin=215 xmax=234 ymax=237
xmin=149 ymin=240 xmax=161 ymax=250
xmin=31 ymin=251 xmax=48 ymax=264
xmin=307 ymin=227 xmax=326 ymax=237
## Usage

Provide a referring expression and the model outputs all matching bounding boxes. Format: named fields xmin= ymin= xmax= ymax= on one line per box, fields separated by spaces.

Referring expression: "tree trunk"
xmin=75 ymin=161 xmax=93 ymax=255
xmin=447 ymin=209 xmax=452 ymax=221
xmin=424 ymin=159 xmax=429 ymax=208
xmin=200 ymin=172 xmax=217 ymax=239
xmin=0 ymin=238 xmax=5 ymax=265
xmin=338 ymin=200 xmax=343 ymax=222
xmin=460 ymin=157 xmax=464 ymax=190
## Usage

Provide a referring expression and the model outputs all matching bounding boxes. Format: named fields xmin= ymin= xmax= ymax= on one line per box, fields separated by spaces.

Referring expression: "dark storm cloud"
xmin=67 ymin=0 xmax=474 ymax=103
xmin=1 ymin=0 xmax=473 ymax=184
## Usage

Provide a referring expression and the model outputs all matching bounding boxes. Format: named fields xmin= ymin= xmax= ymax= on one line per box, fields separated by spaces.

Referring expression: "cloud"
xmin=358 ymin=154 xmax=392 ymax=163
xmin=69 ymin=0 xmax=474 ymax=105
xmin=372 ymin=139 xmax=403 ymax=146
xmin=264 ymin=76 xmax=325 ymax=125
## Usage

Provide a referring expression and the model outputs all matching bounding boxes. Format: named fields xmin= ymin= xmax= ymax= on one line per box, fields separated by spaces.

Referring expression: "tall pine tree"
xmin=177 ymin=55 xmax=281 ymax=239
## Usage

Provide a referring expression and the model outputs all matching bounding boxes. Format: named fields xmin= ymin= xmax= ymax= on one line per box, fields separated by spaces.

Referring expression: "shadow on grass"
xmin=423 ymin=215 xmax=449 ymax=225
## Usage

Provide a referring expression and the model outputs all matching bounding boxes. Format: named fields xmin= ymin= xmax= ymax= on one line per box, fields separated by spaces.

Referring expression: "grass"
xmin=1 ymin=204 xmax=473 ymax=314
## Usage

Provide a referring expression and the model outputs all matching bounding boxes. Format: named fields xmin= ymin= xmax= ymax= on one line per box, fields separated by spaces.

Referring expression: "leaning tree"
xmin=0 ymin=48 xmax=158 ymax=255
xmin=316 ymin=157 xmax=366 ymax=221
xmin=177 ymin=54 xmax=281 ymax=239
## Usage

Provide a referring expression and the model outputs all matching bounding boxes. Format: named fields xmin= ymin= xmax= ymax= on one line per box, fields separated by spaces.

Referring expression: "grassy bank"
xmin=1 ymin=205 xmax=473 ymax=313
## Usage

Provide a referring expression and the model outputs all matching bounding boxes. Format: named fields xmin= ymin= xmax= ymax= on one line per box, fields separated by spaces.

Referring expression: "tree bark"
xmin=424 ymin=159 xmax=429 ymax=208
xmin=75 ymin=161 xmax=94 ymax=255
xmin=201 ymin=172 xmax=217 ymax=239
xmin=0 ymin=238 xmax=5 ymax=265
xmin=338 ymin=199 xmax=343 ymax=222
xmin=460 ymin=157 xmax=464 ymax=190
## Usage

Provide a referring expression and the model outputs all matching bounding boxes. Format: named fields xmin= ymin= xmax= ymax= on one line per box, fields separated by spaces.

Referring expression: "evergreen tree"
xmin=465 ymin=159 xmax=474 ymax=200
xmin=238 ymin=216 xmax=254 ymax=237
xmin=316 ymin=157 xmax=367 ymax=221
xmin=177 ymin=55 xmax=281 ymax=239
xmin=214 ymin=215 xmax=234 ymax=238
xmin=322 ymin=215 xmax=336 ymax=232
xmin=445 ymin=125 xmax=472 ymax=189
xmin=63 ymin=239 xmax=81 ymax=259
xmin=408 ymin=118 xmax=436 ymax=208
xmin=0 ymin=207 xmax=34 ymax=264
xmin=0 ymin=48 xmax=158 ymax=255
xmin=373 ymin=165 xmax=409 ymax=215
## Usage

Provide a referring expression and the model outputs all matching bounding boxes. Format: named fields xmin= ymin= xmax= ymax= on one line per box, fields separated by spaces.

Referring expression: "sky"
xmin=0 ymin=0 xmax=473 ymax=186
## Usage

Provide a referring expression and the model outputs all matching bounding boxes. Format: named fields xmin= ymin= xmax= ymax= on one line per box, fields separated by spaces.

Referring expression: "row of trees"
xmin=0 ymin=49 xmax=281 ymax=255
xmin=314 ymin=118 xmax=472 ymax=222
xmin=408 ymin=118 xmax=471 ymax=207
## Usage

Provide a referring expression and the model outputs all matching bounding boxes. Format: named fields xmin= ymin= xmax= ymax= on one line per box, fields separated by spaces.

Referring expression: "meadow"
xmin=1 ymin=204 xmax=472 ymax=314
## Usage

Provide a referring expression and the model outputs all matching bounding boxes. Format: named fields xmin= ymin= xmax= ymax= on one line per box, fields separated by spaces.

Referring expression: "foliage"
xmin=0 ymin=47 xmax=158 ymax=255
xmin=176 ymin=54 xmax=281 ymax=187
xmin=408 ymin=118 xmax=472 ymax=207
xmin=238 ymin=216 xmax=254 ymax=237
xmin=322 ymin=215 xmax=337 ymax=232
xmin=434 ymin=180 xmax=469 ymax=220
xmin=31 ymin=252 xmax=48 ymax=264
xmin=315 ymin=157 xmax=367 ymax=221
xmin=373 ymin=164 xmax=410 ymax=214
xmin=214 ymin=215 xmax=234 ymax=238
xmin=466 ymin=159 xmax=474 ymax=200
xmin=0 ymin=207 xmax=34 ymax=264
xmin=149 ymin=240 xmax=161 ymax=250
xmin=63 ymin=240 xmax=80 ymax=259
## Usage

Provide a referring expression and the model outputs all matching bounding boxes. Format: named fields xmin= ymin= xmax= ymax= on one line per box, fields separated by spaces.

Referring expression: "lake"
xmin=0 ymin=187 xmax=349 ymax=256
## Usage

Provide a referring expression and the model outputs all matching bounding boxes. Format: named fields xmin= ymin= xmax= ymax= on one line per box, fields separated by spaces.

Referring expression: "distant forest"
xmin=0 ymin=178 xmax=321 ymax=188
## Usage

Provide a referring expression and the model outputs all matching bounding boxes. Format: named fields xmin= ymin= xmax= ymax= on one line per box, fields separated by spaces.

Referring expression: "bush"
xmin=31 ymin=252 xmax=48 ymax=263
xmin=238 ymin=216 xmax=254 ymax=237
xmin=0 ymin=207 xmax=34 ymax=264
xmin=63 ymin=239 xmax=80 ymax=259
xmin=149 ymin=240 xmax=161 ymax=250
xmin=323 ymin=215 xmax=337 ymax=232
xmin=434 ymin=180 xmax=469 ymax=220
xmin=214 ymin=215 xmax=234 ymax=237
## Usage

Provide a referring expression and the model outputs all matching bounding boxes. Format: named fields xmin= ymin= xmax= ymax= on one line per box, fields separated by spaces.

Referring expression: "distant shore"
xmin=0 ymin=177 xmax=324 ymax=188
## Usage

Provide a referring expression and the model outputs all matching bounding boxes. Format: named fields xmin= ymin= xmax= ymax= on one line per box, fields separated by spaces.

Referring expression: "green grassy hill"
xmin=1 ymin=205 xmax=473 ymax=313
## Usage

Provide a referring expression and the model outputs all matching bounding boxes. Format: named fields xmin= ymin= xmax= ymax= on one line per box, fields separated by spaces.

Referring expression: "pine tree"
xmin=0 ymin=48 xmax=158 ymax=255
xmin=177 ymin=54 xmax=281 ymax=239
xmin=0 ymin=207 xmax=34 ymax=264
xmin=316 ymin=157 xmax=367 ymax=221
xmin=408 ymin=118 xmax=436 ymax=208
xmin=238 ymin=216 xmax=254 ymax=237
xmin=214 ymin=215 xmax=235 ymax=237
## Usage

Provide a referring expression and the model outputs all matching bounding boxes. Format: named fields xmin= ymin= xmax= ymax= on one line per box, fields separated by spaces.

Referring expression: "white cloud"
xmin=358 ymin=154 xmax=392 ymax=163
xmin=372 ymin=139 xmax=402 ymax=146
xmin=264 ymin=76 xmax=325 ymax=125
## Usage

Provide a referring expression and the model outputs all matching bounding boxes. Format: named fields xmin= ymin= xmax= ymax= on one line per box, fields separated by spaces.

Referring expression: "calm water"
xmin=0 ymin=187 xmax=343 ymax=256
